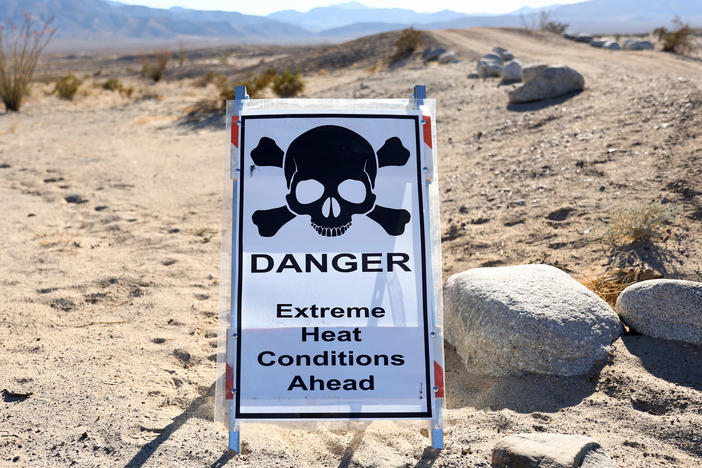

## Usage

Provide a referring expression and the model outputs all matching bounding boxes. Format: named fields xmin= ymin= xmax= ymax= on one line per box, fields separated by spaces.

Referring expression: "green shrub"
xmin=195 ymin=70 xmax=226 ymax=88
xmin=606 ymin=202 xmax=679 ymax=244
xmin=539 ymin=10 xmax=568 ymax=34
xmin=272 ymin=68 xmax=304 ymax=97
xmin=654 ymin=17 xmax=694 ymax=55
xmin=54 ymin=74 xmax=80 ymax=100
xmin=101 ymin=78 xmax=122 ymax=91
xmin=140 ymin=50 xmax=171 ymax=82
xmin=392 ymin=28 xmax=425 ymax=61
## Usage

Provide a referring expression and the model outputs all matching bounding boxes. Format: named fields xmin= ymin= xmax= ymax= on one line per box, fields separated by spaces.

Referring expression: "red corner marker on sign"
xmin=225 ymin=364 xmax=234 ymax=400
xmin=231 ymin=116 xmax=239 ymax=148
xmin=423 ymin=115 xmax=432 ymax=149
xmin=433 ymin=361 xmax=444 ymax=398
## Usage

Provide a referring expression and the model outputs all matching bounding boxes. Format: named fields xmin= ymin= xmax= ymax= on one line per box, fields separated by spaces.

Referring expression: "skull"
xmin=283 ymin=126 xmax=377 ymax=237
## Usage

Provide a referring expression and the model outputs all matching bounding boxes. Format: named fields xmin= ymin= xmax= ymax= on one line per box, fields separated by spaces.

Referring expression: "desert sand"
xmin=1 ymin=29 xmax=701 ymax=467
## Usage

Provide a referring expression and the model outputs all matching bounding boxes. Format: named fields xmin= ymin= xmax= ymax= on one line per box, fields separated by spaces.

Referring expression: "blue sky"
xmin=115 ymin=0 xmax=584 ymax=16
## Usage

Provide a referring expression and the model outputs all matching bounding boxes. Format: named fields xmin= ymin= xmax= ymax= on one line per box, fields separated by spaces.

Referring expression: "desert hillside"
xmin=1 ymin=28 xmax=701 ymax=467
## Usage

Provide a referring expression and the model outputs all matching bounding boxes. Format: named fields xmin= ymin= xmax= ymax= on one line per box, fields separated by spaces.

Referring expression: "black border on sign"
xmin=235 ymin=113 xmax=431 ymax=419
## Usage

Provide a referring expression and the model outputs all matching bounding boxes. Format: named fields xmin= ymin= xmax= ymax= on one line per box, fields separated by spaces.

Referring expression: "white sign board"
xmin=219 ymin=96 xmax=444 ymax=446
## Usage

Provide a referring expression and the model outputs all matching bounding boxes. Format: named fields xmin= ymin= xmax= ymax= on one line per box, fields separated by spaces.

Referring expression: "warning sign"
xmin=231 ymin=111 xmax=435 ymax=419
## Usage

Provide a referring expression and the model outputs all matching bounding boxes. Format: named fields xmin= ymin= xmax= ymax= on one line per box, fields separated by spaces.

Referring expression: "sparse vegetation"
xmin=0 ymin=14 xmax=55 ymax=111
xmin=100 ymin=78 xmax=121 ymax=91
xmin=539 ymin=10 xmax=569 ymax=34
xmin=605 ymin=202 xmax=679 ymax=245
xmin=272 ymin=68 xmax=304 ymax=97
xmin=54 ymin=74 xmax=80 ymax=100
xmin=579 ymin=252 xmax=659 ymax=307
xmin=391 ymin=27 xmax=425 ymax=61
xmin=140 ymin=50 xmax=171 ymax=82
xmin=654 ymin=17 xmax=694 ymax=55
xmin=195 ymin=70 xmax=226 ymax=88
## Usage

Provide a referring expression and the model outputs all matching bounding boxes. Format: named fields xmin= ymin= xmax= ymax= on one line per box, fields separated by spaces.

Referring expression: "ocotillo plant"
xmin=0 ymin=13 xmax=55 ymax=112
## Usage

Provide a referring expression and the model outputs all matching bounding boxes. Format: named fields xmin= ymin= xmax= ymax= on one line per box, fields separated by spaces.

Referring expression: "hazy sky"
xmin=115 ymin=0 xmax=584 ymax=16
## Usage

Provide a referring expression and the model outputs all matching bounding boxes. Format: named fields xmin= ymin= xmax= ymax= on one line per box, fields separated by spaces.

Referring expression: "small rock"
xmin=173 ymin=348 xmax=191 ymax=363
xmin=521 ymin=64 xmax=548 ymax=84
xmin=616 ymin=279 xmax=702 ymax=345
xmin=624 ymin=39 xmax=654 ymax=50
xmin=64 ymin=194 xmax=88 ymax=204
xmin=438 ymin=51 xmax=458 ymax=64
xmin=422 ymin=46 xmax=446 ymax=61
xmin=493 ymin=47 xmax=514 ymax=61
xmin=443 ymin=264 xmax=621 ymax=376
xmin=500 ymin=60 xmax=522 ymax=83
xmin=574 ymin=34 xmax=594 ymax=43
xmin=492 ymin=433 xmax=615 ymax=468
xmin=508 ymin=66 xmax=585 ymax=104
xmin=477 ymin=54 xmax=504 ymax=78
xmin=589 ymin=40 xmax=605 ymax=48
xmin=603 ymin=41 xmax=621 ymax=50
xmin=483 ymin=53 xmax=504 ymax=65
xmin=162 ymin=258 xmax=177 ymax=266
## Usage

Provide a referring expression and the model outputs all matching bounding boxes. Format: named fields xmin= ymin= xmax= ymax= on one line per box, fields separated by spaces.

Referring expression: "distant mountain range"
xmin=3 ymin=0 xmax=701 ymax=51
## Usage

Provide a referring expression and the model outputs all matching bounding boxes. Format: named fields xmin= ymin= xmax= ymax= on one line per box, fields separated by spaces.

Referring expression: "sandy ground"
xmin=1 ymin=29 xmax=701 ymax=467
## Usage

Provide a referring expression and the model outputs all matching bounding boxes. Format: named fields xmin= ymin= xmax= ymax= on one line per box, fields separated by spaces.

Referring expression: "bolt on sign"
xmin=215 ymin=86 xmax=445 ymax=452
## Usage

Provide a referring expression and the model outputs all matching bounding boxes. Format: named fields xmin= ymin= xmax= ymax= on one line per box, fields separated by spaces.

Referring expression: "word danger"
xmin=250 ymin=252 xmax=411 ymax=273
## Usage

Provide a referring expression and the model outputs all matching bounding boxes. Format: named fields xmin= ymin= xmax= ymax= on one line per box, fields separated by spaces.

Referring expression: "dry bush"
xmin=54 ymin=74 xmax=80 ymax=100
xmin=0 ymin=14 xmax=55 ymax=111
xmin=605 ymin=202 xmax=679 ymax=245
xmin=98 ymin=78 xmax=133 ymax=98
xmin=579 ymin=252 xmax=661 ymax=307
xmin=140 ymin=50 xmax=171 ymax=82
xmin=391 ymin=28 xmax=425 ymax=61
xmin=654 ymin=17 xmax=694 ymax=54
xmin=539 ymin=10 xmax=568 ymax=34
xmin=272 ymin=68 xmax=304 ymax=97
xmin=195 ymin=70 xmax=226 ymax=88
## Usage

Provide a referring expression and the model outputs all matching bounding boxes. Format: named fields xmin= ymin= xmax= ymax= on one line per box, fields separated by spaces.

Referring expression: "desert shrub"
xmin=392 ymin=28 xmax=425 ymax=60
xmin=654 ymin=17 xmax=694 ymax=55
xmin=272 ymin=68 xmax=304 ymax=97
xmin=0 ymin=14 xmax=56 ymax=111
xmin=101 ymin=78 xmax=122 ymax=91
xmin=54 ymin=74 xmax=79 ymax=100
xmin=579 ymin=252 xmax=659 ymax=307
xmin=605 ymin=202 xmax=679 ymax=245
xmin=140 ymin=50 xmax=171 ymax=82
xmin=539 ymin=10 xmax=568 ymax=34
xmin=196 ymin=70 xmax=226 ymax=87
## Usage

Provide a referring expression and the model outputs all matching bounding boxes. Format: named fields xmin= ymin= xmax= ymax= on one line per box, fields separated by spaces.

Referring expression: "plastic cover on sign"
xmin=215 ymin=98 xmax=443 ymax=431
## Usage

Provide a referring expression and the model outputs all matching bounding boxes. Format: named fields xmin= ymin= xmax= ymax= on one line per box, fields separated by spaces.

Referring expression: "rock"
xmin=508 ymin=66 xmax=585 ymax=104
xmin=443 ymin=264 xmax=621 ymax=376
xmin=624 ymin=39 xmax=654 ymax=50
xmin=563 ymin=32 xmax=575 ymax=40
xmin=477 ymin=59 xmax=503 ymax=78
xmin=616 ymin=279 xmax=702 ymax=345
xmin=492 ymin=433 xmax=616 ymax=468
xmin=590 ymin=40 xmax=605 ymax=48
xmin=483 ymin=53 xmax=504 ymax=65
xmin=521 ymin=64 xmax=548 ymax=84
xmin=493 ymin=47 xmax=514 ymax=61
xmin=574 ymin=34 xmax=594 ymax=43
xmin=603 ymin=41 xmax=621 ymax=50
xmin=500 ymin=60 xmax=522 ymax=83
xmin=438 ymin=51 xmax=458 ymax=64
xmin=422 ymin=46 xmax=446 ymax=61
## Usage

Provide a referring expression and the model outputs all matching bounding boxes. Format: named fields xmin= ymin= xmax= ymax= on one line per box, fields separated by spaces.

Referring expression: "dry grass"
xmin=579 ymin=252 xmax=662 ymax=307
xmin=391 ymin=28 xmax=425 ymax=61
xmin=655 ymin=17 xmax=695 ymax=55
xmin=605 ymin=202 xmax=678 ymax=245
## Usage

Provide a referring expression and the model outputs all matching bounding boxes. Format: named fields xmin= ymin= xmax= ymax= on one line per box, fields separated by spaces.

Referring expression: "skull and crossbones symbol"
xmin=250 ymin=125 xmax=412 ymax=238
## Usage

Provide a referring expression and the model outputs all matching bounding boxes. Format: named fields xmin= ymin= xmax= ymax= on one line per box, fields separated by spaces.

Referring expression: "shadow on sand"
xmin=621 ymin=335 xmax=702 ymax=391
xmin=444 ymin=344 xmax=602 ymax=413
xmin=125 ymin=381 xmax=233 ymax=468
xmin=506 ymin=91 xmax=582 ymax=112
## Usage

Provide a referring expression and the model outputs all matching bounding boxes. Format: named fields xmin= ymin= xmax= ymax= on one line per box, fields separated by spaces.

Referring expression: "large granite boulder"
xmin=521 ymin=63 xmax=548 ymax=84
xmin=422 ymin=46 xmax=446 ymax=61
xmin=603 ymin=41 xmax=621 ymax=50
xmin=477 ymin=54 xmax=504 ymax=78
xmin=438 ymin=51 xmax=458 ymax=64
xmin=500 ymin=60 xmax=522 ymax=83
xmin=443 ymin=264 xmax=621 ymax=376
xmin=616 ymin=279 xmax=702 ymax=345
xmin=493 ymin=46 xmax=514 ymax=61
xmin=492 ymin=433 xmax=616 ymax=468
xmin=508 ymin=66 xmax=585 ymax=104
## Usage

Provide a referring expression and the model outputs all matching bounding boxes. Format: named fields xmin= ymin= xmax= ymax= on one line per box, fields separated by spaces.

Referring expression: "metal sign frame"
xmin=222 ymin=85 xmax=444 ymax=453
